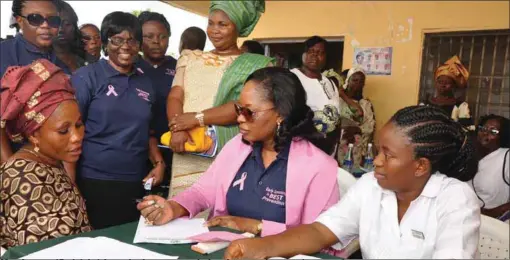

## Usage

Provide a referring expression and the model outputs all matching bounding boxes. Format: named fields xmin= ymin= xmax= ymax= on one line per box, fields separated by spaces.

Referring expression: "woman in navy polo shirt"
xmin=71 ymin=11 xmax=165 ymax=229
xmin=1 ymin=0 xmax=70 ymax=163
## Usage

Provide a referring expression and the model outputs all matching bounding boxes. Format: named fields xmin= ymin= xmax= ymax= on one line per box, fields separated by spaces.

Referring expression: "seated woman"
xmin=138 ymin=68 xmax=339 ymax=239
xmin=225 ymin=105 xmax=481 ymax=259
xmin=0 ymin=59 xmax=91 ymax=248
xmin=336 ymin=67 xmax=375 ymax=169
xmin=469 ymin=114 xmax=509 ymax=220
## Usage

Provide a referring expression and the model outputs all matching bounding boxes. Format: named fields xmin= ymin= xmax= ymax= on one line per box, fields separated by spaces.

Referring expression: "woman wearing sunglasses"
xmin=1 ymin=0 xmax=71 ymax=164
xmin=291 ymin=36 xmax=341 ymax=156
xmin=138 ymin=67 xmax=342 ymax=255
xmin=70 ymin=12 xmax=165 ymax=230
xmin=468 ymin=114 xmax=510 ymax=220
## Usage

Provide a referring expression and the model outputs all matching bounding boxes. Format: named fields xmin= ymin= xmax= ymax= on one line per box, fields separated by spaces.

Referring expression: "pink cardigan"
xmin=172 ymin=134 xmax=340 ymax=237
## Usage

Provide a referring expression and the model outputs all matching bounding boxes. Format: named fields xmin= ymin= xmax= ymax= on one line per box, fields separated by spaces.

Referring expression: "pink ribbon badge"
xmin=106 ymin=85 xmax=118 ymax=97
xmin=232 ymin=172 xmax=247 ymax=191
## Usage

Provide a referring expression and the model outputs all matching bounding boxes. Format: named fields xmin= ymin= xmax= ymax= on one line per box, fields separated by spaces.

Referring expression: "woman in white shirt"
xmin=225 ymin=105 xmax=481 ymax=259
xmin=469 ymin=114 xmax=510 ymax=220
xmin=291 ymin=36 xmax=340 ymax=155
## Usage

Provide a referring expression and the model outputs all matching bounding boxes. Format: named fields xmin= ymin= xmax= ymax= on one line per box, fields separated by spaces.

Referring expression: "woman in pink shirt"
xmin=137 ymin=67 xmax=339 ymax=239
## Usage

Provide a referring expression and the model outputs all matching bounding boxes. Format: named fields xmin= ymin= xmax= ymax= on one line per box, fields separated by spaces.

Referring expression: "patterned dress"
xmin=337 ymin=98 xmax=376 ymax=168
xmin=170 ymin=50 xmax=238 ymax=198
xmin=0 ymin=158 xmax=91 ymax=248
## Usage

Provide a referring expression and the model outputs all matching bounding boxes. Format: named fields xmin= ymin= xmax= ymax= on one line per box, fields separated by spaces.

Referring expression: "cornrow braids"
xmin=391 ymin=105 xmax=478 ymax=181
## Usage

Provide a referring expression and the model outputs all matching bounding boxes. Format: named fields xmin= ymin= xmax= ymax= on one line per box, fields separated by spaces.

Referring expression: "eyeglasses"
xmin=83 ymin=35 xmax=100 ymax=42
xmin=19 ymin=14 xmax=61 ymax=28
xmin=108 ymin=37 xmax=139 ymax=47
xmin=234 ymin=103 xmax=274 ymax=122
xmin=143 ymin=34 xmax=169 ymax=41
xmin=478 ymin=125 xmax=500 ymax=135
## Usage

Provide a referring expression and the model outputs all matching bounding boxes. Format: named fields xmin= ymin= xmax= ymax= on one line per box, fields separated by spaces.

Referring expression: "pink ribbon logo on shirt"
xmin=106 ymin=85 xmax=118 ymax=97
xmin=233 ymin=172 xmax=247 ymax=191
xmin=166 ymin=68 xmax=176 ymax=76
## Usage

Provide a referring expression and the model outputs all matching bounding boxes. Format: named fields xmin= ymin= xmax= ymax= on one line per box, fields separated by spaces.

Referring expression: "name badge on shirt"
xmin=411 ymin=229 xmax=425 ymax=240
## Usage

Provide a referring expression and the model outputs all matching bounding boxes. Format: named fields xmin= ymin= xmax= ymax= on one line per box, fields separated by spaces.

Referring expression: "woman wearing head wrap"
xmin=166 ymin=0 xmax=273 ymax=197
xmin=337 ymin=66 xmax=376 ymax=173
xmin=0 ymin=59 xmax=91 ymax=248
xmin=421 ymin=55 xmax=473 ymax=129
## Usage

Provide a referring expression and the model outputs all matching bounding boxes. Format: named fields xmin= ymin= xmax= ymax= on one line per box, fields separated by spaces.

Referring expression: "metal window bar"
xmin=419 ymin=30 xmax=510 ymax=121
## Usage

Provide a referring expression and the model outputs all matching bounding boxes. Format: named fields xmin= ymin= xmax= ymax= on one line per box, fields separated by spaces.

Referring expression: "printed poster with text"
xmin=353 ymin=47 xmax=393 ymax=75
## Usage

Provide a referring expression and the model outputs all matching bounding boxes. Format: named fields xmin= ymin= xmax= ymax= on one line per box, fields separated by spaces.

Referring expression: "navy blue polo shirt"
xmin=135 ymin=56 xmax=177 ymax=138
xmin=0 ymin=33 xmax=71 ymax=77
xmin=226 ymin=142 xmax=290 ymax=223
xmin=71 ymin=59 xmax=156 ymax=182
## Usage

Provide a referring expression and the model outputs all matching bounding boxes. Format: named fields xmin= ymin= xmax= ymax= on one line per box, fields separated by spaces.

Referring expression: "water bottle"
xmin=342 ymin=143 xmax=354 ymax=172
xmin=363 ymin=143 xmax=374 ymax=172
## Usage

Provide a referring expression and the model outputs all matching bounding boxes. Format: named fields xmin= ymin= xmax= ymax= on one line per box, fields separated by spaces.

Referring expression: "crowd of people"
xmin=0 ymin=0 xmax=508 ymax=259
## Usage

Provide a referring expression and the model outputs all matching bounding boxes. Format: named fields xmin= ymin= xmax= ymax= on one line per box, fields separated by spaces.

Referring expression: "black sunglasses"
xmin=478 ymin=125 xmax=500 ymax=135
xmin=19 ymin=14 xmax=61 ymax=28
xmin=234 ymin=103 xmax=274 ymax=122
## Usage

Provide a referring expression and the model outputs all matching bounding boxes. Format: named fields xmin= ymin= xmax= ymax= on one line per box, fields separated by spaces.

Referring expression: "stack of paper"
xmin=133 ymin=216 xmax=209 ymax=244
xmin=21 ymin=237 xmax=176 ymax=259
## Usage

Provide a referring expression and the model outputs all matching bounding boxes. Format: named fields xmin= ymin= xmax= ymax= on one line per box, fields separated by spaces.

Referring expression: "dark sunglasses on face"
xmin=234 ymin=103 xmax=274 ymax=122
xmin=478 ymin=125 xmax=500 ymax=135
xmin=19 ymin=14 xmax=61 ymax=28
xmin=108 ymin=37 xmax=139 ymax=47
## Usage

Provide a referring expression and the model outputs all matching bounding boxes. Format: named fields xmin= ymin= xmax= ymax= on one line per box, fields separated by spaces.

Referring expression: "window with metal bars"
xmin=419 ymin=29 xmax=510 ymax=122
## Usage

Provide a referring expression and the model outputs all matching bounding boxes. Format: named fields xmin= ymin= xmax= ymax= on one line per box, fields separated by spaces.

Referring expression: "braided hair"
xmin=12 ymin=0 xmax=56 ymax=32
xmin=245 ymin=67 xmax=328 ymax=153
xmin=391 ymin=105 xmax=478 ymax=181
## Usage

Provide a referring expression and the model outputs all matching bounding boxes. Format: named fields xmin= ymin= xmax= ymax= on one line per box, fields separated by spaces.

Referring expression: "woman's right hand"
xmin=136 ymin=195 xmax=175 ymax=225
xmin=170 ymin=131 xmax=194 ymax=153
xmin=224 ymin=238 xmax=272 ymax=260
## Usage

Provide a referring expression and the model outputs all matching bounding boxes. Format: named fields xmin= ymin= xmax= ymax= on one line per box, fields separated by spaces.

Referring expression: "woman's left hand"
xmin=206 ymin=215 xmax=262 ymax=235
xmin=169 ymin=112 xmax=199 ymax=132
xmin=143 ymin=163 xmax=165 ymax=187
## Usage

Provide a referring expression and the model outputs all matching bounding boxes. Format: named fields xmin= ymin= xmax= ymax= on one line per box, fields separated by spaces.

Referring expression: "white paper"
xmin=21 ymin=237 xmax=177 ymax=259
xmin=269 ymin=255 xmax=321 ymax=259
xmin=133 ymin=216 xmax=209 ymax=244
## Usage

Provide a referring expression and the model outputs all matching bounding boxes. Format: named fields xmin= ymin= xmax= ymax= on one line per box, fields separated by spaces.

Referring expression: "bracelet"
xmin=153 ymin=161 xmax=164 ymax=167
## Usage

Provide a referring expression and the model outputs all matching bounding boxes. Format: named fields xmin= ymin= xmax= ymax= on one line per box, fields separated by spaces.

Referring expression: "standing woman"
xmin=166 ymin=0 xmax=273 ymax=196
xmin=79 ymin=24 xmax=102 ymax=62
xmin=71 ymin=12 xmax=165 ymax=229
xmin=291 ymin=36 xmax=341 ymax=155
xmin=53 ymin=0 xmax=87 ymax=73
xmin=136 ymin=11 xmax=177 ymax=196
xmin=421 ymin=55 xmax=473 ymax=129
xmin=1 ymin=0 xmax=70 ymax=164
xmin=337 ymin=67 xmax=376 ymax=169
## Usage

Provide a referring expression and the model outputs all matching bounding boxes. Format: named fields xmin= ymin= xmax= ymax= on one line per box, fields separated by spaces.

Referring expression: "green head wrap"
xmin=209 ymin=0 xmax=265 ymax=37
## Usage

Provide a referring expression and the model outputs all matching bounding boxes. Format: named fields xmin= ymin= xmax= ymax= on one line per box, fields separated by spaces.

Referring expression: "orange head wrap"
xmin=435 ymin=55 xmax=470 ymax=89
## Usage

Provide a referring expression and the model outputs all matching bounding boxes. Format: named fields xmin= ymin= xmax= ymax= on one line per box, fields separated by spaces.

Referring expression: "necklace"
xmin=20 ymin=148 xmax=62 ymax=168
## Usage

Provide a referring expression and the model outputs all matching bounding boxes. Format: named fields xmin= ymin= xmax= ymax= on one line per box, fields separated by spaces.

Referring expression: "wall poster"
xmin=353 ymin=47 xmax=393 ymax=75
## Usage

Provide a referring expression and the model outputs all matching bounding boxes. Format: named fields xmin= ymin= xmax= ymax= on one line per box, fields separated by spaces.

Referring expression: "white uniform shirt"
xmin=291 ymin=68 xmax=340 ymax=134
xmin=316 ymin=172 xmax=480 ymax=259
xmin=468 ymin=148 xmax=510 ymax=209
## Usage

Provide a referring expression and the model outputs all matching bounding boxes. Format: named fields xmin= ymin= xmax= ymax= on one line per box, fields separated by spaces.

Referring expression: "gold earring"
xmin=34 ymin=144 xmax=40 ymax=153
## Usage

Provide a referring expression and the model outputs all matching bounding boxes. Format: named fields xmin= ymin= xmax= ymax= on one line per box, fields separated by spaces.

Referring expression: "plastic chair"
xmin=479 ymin=215 xmax=510 ymax=259
xmin=336 ymin=168 xmax=359 ymax=258
xmin=337 ymin=167 xmax=357 ymax=197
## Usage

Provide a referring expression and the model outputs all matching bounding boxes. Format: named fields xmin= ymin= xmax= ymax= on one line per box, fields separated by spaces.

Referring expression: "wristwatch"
xmin=195 ymin=112 xmax=205 ymax=127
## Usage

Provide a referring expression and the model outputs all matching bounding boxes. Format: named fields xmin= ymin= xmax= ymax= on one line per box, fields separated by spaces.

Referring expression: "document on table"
xmin=133 ymin=216 xmax=209 ymax=244
xmin=21 ymin=237 xmax=177 ymax=259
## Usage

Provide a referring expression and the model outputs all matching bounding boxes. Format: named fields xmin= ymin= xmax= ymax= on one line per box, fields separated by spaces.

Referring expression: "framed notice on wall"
xmin=353 ymin=47 xmax=393 ymax=75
